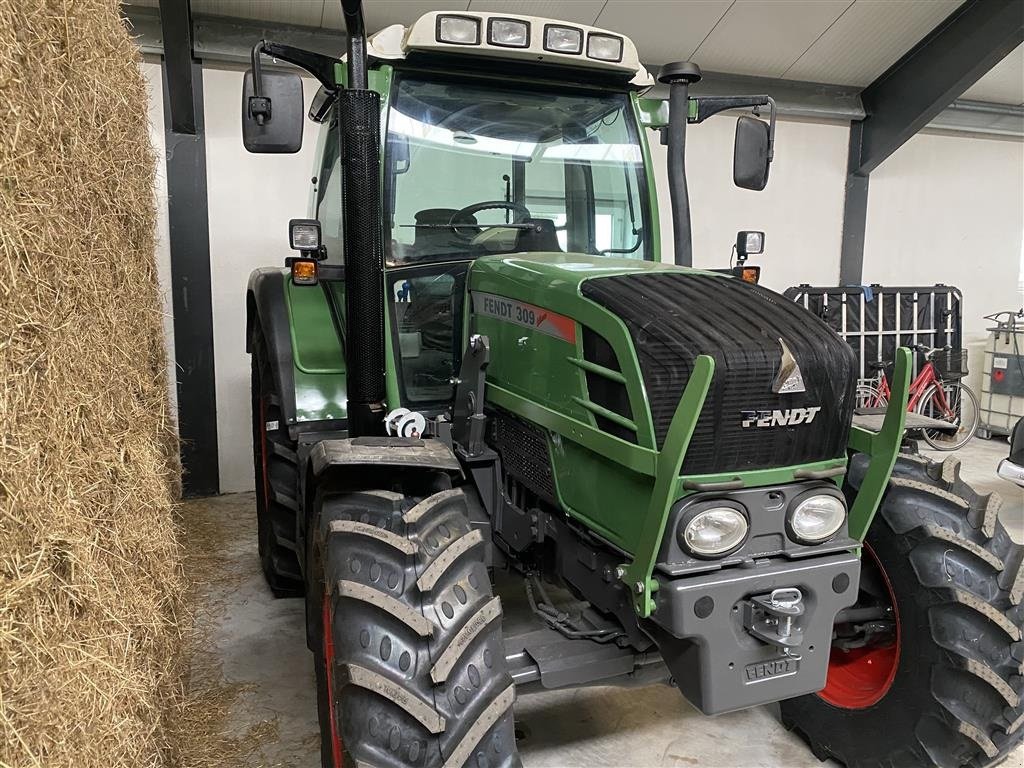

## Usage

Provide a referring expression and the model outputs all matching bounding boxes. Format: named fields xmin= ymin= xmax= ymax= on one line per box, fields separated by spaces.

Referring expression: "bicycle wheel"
xmin=914 ymin=380 xmax=980 ymax=450
xmin=855 ymin=383 xmax=887 ymax=410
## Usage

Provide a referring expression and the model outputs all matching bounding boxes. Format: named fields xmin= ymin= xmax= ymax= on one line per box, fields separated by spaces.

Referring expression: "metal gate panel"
xmin=782 ymin=284 xmax=962 ymax=381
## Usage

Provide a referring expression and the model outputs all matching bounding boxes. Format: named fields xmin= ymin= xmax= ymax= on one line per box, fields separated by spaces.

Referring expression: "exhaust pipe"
xmin=658 ymin=62 xmax=702 ymax=267
xmin=338 ymin=0 xmax=386 ymax=436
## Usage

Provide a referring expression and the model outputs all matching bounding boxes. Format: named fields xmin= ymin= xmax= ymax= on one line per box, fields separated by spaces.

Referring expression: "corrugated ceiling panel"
xmin=595 ymin=0 xmax=732 ymax=64
xmin=323 ymin=1 xmax=467 ymax=32
xmin=192 ymin=1 xmax=327 ymax=27
xmin=783 ymin=0 xmax=962 ymax=86
xmin=468 ymin=0 xmax=604 ymax=24
xmin=962 ymin=43 xmax=1024 ymax=106
xmin=693 ymin=0 xmax=851 ymax=78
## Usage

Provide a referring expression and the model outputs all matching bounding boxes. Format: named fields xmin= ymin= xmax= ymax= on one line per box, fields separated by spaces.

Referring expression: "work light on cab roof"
xmin=366 ymin=11 xmax=652 ymax=87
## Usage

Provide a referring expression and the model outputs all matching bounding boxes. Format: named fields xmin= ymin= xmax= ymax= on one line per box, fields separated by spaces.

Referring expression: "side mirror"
xmin=733 ymin=115 xmax=771 ymax=191
xmin=242 ymin=70 xmax=304 ymax=153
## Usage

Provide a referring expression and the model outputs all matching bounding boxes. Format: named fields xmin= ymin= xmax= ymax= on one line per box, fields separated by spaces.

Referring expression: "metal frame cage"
xmin=783 ymin=284 xmax=963 ymax=383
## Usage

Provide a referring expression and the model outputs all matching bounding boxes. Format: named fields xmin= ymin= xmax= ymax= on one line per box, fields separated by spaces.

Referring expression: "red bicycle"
xmin=857 ymin=344 xmax=979 ymax=450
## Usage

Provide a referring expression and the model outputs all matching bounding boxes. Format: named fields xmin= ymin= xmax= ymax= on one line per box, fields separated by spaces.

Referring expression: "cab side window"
xmin=316 ymin=116 xmax=343 ymax=262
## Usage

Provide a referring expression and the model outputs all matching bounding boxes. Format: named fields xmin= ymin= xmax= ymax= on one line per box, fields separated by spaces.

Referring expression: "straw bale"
xmin=0 ymin=1 xmax=186 ymax=765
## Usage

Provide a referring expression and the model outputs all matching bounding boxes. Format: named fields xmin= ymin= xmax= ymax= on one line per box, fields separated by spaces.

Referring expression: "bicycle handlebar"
xmin=912 ymin=344 xmax=951 ymax=358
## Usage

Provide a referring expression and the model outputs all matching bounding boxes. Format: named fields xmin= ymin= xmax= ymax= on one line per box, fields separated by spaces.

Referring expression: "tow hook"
xmin=743 ymin=588 xmax=805 ymax=657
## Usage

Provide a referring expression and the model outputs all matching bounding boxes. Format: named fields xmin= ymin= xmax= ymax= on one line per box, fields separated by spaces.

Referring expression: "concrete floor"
xmin=183 ymin=436 xmax=1023 ymax=768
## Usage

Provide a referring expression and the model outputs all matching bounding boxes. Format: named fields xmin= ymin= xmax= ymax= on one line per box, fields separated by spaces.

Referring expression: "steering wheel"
xmin=449 ymin=201 xmax=531 ymax=241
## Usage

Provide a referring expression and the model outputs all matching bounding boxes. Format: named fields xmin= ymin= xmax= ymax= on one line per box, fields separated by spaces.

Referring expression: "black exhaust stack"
xmin=658 ymin=62 xmax=702 ymax=267
xmin=338 ymin=0 xmax=386 ymax=436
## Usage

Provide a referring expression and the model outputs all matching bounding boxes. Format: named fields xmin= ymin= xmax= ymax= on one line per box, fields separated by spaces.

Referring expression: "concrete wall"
xmin=145 ymin=59 xmax=1022 ymax=495
xmin=862 ymin=131 xmax=1024 ymax=395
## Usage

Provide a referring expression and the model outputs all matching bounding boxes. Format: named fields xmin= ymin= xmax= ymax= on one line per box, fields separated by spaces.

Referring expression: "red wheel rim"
xmin=322 ymin=591 xmax=344 ymax=766
xmin=818 ymin=543 xmax=900 ymax=709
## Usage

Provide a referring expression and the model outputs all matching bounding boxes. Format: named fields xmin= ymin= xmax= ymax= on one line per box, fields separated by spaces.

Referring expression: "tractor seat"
xmin=409 ymin=208 xmax=477 ymax=258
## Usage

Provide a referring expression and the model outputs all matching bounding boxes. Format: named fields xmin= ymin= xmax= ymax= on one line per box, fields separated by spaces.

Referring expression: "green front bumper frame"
xmin=621 ymin=347 xmax=912 ymax=617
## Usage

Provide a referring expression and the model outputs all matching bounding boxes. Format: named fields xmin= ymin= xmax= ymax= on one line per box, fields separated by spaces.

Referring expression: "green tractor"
xmin=241 ymin=2 xmax=1023 ymax=766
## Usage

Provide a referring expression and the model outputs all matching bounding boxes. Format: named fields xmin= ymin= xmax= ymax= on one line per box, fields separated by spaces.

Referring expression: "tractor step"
xmin=494 ymin=570 xmax=668 ymax=691
xmin=504 ymin=625 xmax=667 ymax=690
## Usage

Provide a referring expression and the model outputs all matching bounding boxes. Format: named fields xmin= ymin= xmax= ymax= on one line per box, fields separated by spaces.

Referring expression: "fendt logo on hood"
xmin=741 ymin=407 xmax=822 ymax=428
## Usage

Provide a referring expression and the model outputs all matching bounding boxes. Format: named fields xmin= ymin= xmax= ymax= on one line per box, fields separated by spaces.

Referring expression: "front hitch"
xmin=744 ymin=587 xmax=806 ymax=652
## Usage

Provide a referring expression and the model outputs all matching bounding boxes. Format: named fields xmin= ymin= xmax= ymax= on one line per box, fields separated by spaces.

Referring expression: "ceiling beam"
xmin=853 ymin=0 xmax=1024 ymax=175
xmin=128 ymin=6 xmax=342 ymax=63
xmin=158 ymin=0 xmax=196 ymax=135
xmin=124 ymin=5 xmax=1022 ymax=137
xmin=839 ymin=0 xmax=1023 ymax=285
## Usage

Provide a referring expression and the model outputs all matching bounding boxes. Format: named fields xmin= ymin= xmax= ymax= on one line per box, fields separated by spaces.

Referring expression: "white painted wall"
xmin=862 ymin=131 xmax=1024 ymax=395
xmin=649 ymin=116 xmax=850 ymax=293
xmin=140 ymin=58 xmax=177 ymax=422
xmin=203 ymin=65 xmax=320 ymax=492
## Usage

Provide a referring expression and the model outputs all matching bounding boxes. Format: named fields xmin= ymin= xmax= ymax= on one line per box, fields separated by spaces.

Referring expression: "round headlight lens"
xmin=789 ymin=494 xmax=846 ymax=543
xmin=682 ymin=507 xmax=749 ymax=557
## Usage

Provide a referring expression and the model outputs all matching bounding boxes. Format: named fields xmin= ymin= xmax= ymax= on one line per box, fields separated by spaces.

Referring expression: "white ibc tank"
xmin=980 ymin=322 xmax=1024 ymax=438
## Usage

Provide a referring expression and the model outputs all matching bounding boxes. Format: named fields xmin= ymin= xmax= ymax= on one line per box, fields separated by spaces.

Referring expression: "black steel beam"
xmin=163 ymin=61 xmax=219 ymax=497
xmin=840 ymin=0 xmax=1023 ymax=284
xmin=839 ymin=122 xmax=870 ymax=286
xmin=159 ymin=0 xmax=196 ymax=135
xmin=855 ymin=0 xmax=1024 ymax=175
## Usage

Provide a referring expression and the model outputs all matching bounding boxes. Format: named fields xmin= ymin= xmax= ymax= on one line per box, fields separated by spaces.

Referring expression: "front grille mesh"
xmin=489 ymin=409 xmax=558 ymax=504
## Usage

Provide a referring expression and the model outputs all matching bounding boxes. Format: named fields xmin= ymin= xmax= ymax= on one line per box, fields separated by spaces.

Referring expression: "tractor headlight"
xmin=787 ymin=493 xmax=846 ymax=544
xmin=488 ymin=18 xmax=529 ymax=48
xmin=437 ymin=15 xmax=480 ymax=45
xmin=587 ymin=33 xmax=623 ymax=62
xmin=544 ymin=24 xmax=583 ymax=54
xmin=680 ymin=505 xmax=749 ymax=558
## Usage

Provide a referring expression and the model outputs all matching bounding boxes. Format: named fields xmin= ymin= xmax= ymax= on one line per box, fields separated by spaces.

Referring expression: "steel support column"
xmin=163 ymin=61 xmax=219 ymax=497
xmin=159 ymin=0 xmax=196 ymax=135
xmin=839 ymin=0 xmax=1024 ymax=284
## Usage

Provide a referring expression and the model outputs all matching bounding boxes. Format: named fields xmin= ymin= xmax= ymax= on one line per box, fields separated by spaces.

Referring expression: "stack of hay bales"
xmin=0 ymin=1 xmax=185 ymax=765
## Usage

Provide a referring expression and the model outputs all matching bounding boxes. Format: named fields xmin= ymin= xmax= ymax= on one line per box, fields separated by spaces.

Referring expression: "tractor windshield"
xmin=384 ymin=76 xmax=649 ymax=265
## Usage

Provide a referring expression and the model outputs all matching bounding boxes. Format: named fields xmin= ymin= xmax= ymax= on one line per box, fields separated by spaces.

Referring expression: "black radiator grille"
xmin=488 ymin=409 xmax=558 ymax=505
xmin=581 ymin=273 xmax=857 ymax=475
xmin=581 ymin=328 xmax=635 ymax=442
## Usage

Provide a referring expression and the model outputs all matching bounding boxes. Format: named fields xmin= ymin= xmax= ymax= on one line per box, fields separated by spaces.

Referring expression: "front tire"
xmin=309 ymin=484 xmax=519 ymax=768
xmin=781 ymin=455 xmax=1024 ymax=768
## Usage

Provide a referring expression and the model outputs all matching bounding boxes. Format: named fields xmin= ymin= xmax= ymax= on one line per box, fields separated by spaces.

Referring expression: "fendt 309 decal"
xmin=473 ymin=291 xmax=577 ymax=344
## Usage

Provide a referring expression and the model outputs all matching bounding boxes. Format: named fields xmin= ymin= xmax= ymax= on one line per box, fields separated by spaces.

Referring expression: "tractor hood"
xmin=469 ymin=252 xmax=695 ymax=303
xmin=468 ymin=252 xmax=858 ymax=476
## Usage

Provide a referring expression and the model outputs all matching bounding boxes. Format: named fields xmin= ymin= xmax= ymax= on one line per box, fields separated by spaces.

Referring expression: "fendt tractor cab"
xmin=241 ymin=3 xmax=1023 ymax=767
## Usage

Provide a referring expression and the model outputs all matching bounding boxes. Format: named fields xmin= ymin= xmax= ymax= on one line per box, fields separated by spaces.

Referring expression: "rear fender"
xmin=247 ymin=268 xmax=348 ymax=440
xmin=247 ymin=269 xmax=299 ymax=431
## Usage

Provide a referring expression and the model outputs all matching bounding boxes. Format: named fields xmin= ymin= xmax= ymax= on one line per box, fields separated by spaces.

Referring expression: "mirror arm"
xmin=250 ymin=40 xmax=340 ymax=95
xmin=691 ymin=95 xmax=770 ymax=124
xmin=765 ymin=96 xmax=777 ymax=162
